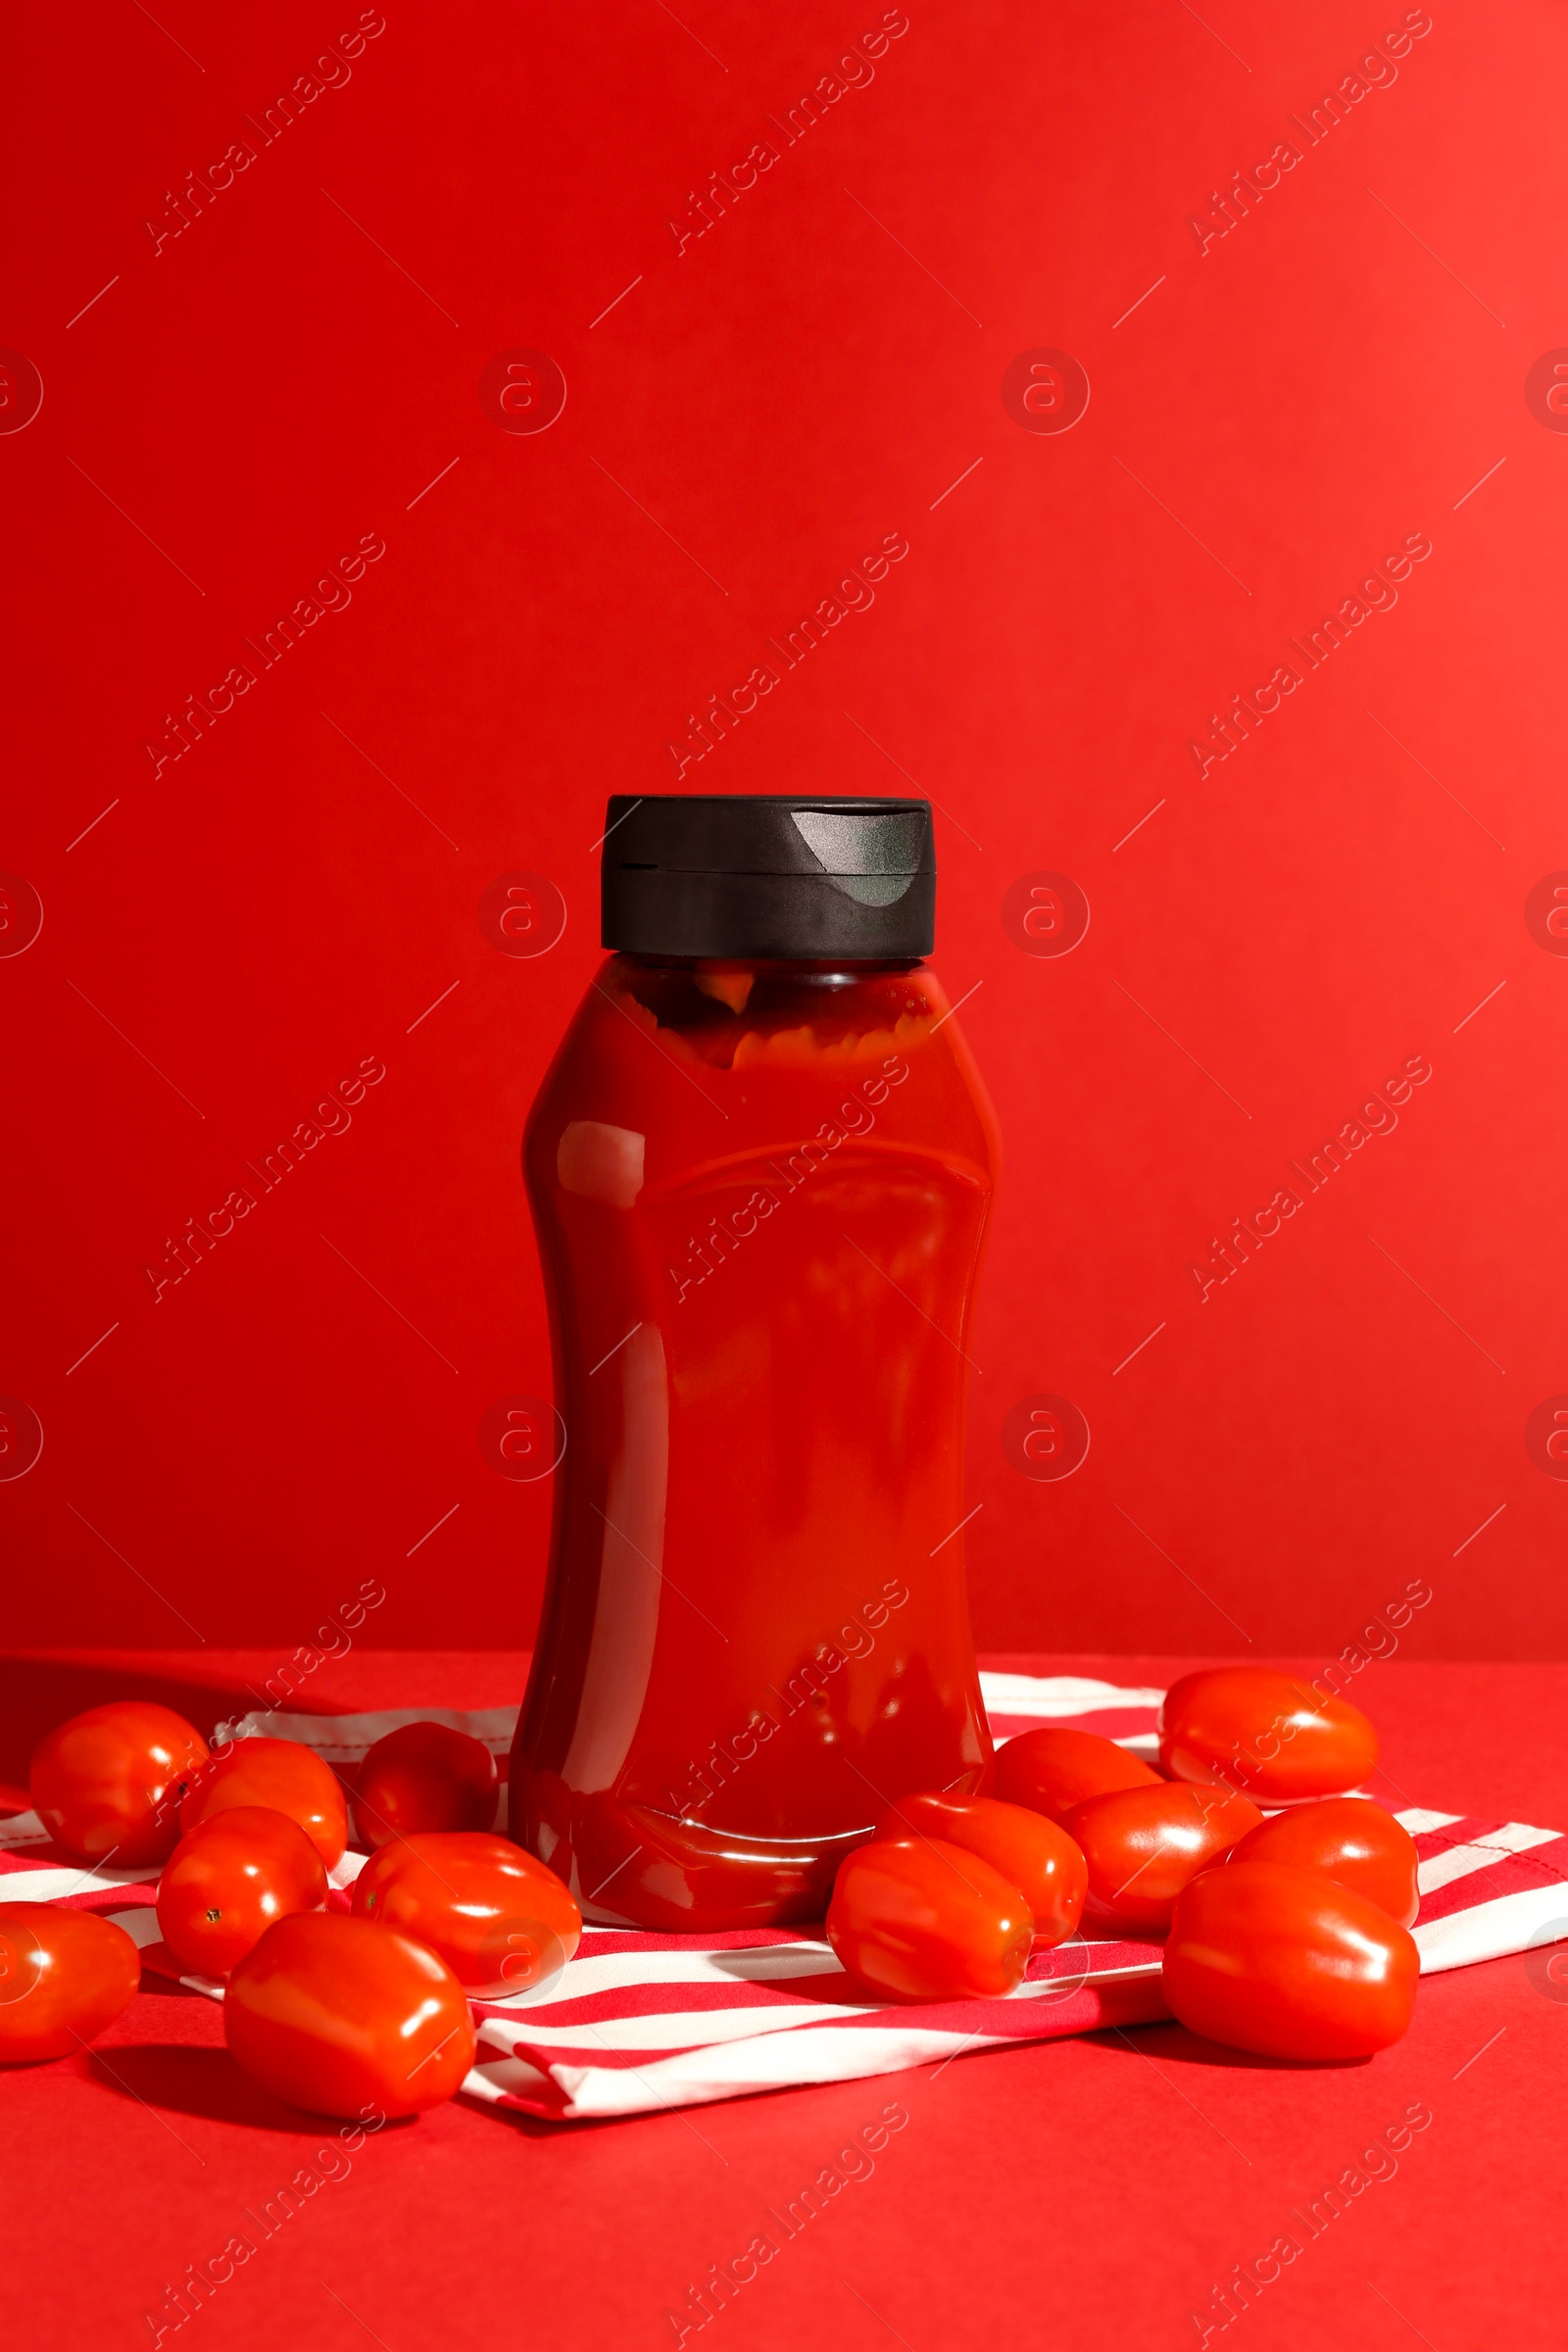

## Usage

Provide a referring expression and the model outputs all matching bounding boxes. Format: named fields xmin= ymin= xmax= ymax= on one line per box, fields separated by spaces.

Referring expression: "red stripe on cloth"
xmin=469 ymin=1929 xmax=1165 ymax=2028
xmin=1409 ymin=1816 xmax=1496 ymax=1853
xmin=471 ymin=1934 xmax=1165 ymax=2061
xmin=489 ymin=1976 xmax=1176 ymax=2120
xmin=476 ymin=1979 xmax=844 ymax=2029
xmin=1415 ymin=1835 xmax=1568 ymax=1926
xmin=570 ymin=1924 xmax=820 ymax=1957
xmin=0 ymin=1852 xmax=160 ymax=1915
xmin=1409 ymin=1815 xmax=1565 ymax=1864
xmin=59 ymin=1886 xmax=158 ymax=1916
xmin=507 ymin=1974 xmax=1172 ymax=2072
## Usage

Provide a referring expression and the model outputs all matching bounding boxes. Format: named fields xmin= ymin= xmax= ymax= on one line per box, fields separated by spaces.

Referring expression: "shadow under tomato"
xmin=1094 ymin=2019 xmax=1373 ymax=2070
xmin=84 ymin=2042 xmax=383 ymax=2132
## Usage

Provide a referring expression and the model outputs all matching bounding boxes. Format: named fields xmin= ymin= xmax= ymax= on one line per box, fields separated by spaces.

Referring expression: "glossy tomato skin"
xmin=1226 ymin=1800 xmax=1419 ymax=1929
xmin=180 ymin=1738 xmax=348 ymax=1870
xmin=350 ymin=1724 xmax=499 ymax=1850
xmin=993 ymin=1727 xmax=1161 ymax=1822
xmin=224 ymin=1912 xmax=476 ymax=2119
xmin=31 ymin=1702 xmax=210 ymax=1867
xmin=873 ymin=1792 xmax=1086 ymax=1945
xmin=0 ymin=1903 xmax=141 ymax=2061
xmin=1163 ymin=1860 xmax=1419 ymax=2058
xmin=827 ymin=1838 xmax=1033 ymax=2003
xmin=1158 ymin=1668 xmax=1378 ymax=1803
xmin=352 ymin=1833 xmax=581 ymax=1994
xmin=156 ymin=1806 xmax=328 ymax=1977
xmin=1063 ymin=1783 xmax=1263 ymax=1931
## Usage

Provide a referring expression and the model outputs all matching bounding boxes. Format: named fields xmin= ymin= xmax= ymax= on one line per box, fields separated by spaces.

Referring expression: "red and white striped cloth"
xmin=5 ymin=1673 xmax=1565 ymax=2124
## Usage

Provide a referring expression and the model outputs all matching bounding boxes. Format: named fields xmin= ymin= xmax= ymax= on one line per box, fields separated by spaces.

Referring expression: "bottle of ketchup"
xmin=511 ymin=795 xmax=999 ymax=1931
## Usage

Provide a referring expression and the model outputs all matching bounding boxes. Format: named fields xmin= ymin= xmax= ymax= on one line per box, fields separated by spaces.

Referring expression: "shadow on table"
xmin=1092 ymin=2019 xmax=1371 ymax=2071
xmin=84 ymin=2043 xmax=415 ymax=2136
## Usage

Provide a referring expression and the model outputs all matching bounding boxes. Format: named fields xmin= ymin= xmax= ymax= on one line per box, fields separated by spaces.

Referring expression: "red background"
xmin=4 ymin=0 xmax=1564 ymax=1660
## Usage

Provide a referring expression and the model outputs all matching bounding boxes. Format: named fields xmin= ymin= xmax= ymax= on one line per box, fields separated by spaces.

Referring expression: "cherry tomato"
xmin=827 ymin=1838 xmax=1032 ymax=2003
xmin=992 ymin=1727 xmax=1161 ymax=1822
xmin=0 ymin=1903 xmax=142 ymax=2061
xmin=1163 ymin=1860 xmax=1420 ymax=2058
xmin=156 ymin=1806 xmax=328 ymax=1977
xmin=351 ymin=1724 xmax=499 ymax=1850
xmin=1225 ymin=1798 xmax=1419 ymax=1928
xmin=1062 ymin=1783 xmax=1263 ymax=1931
xmin=224 ymin=1912 xmax=476 ymax=2119
xmin=1158 ymin=1667 xmax=1377 ymax=1802
xmin=31 ymin=1701 xmax=210 ymax=1867
xmin=873 ymin=1792 xmax=1086 ymax=1946
xmin=353 ymin=1832 xmax=581 ymax=1994
xmin=180 ymin=1738 xmax=348 ymax=1869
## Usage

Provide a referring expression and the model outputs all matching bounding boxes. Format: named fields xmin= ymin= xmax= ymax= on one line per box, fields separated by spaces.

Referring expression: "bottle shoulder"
xmin=528 ymin=956 xmax=999 ymax=1193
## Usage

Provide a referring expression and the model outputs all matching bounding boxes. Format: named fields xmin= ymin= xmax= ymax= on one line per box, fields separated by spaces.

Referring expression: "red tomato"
xmin=351 ymin=1724 xmax=499 ymax=1850
xmin=1158 ymin=1668 xmax=1378 ymax=1802
xmin=827 ymin=1838 xmax=1032 ymax=2003
xmin=1163 ymin=1860 xmax=1420 ymax=2058
xmin=31 ymin=1701 xmax=210 ymax=1867
xmin=992 ymin=1727 xmax=1161 ymax=1822
xmin=1226 ymin=1799 xmax=1419 ymax=1928
xmin=1062 ymin=1783 xmax=1263 ymax=1931
xmin=224 ymin=1912 xmax=476 ymax=2119
xmin=0 ymin=1903 xmax=141 ymax=2061
xmin=156 ymin=1806 xmax=328 ymax=1977
xmin=352 ymin=1832 xmax=582 ymax=1994
xmin=873 ymin=1792 xmax=1086 ymax=1945
xmin=180 ymin=1738 xmax=348 ymax=1869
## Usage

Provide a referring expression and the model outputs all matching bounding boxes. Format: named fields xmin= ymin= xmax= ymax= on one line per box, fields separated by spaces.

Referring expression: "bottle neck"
xmin=616 ymin=954 xmax=925 ymax=981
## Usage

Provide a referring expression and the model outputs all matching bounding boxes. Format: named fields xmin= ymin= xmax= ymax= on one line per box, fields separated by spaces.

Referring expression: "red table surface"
xmin=6 ymin=1651 xmax=1565 ymax=2352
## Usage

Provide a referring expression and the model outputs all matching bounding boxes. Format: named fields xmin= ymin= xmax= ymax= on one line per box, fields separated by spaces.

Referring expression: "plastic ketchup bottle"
xmin=511 ymin=795 xmax=999 ymax=1930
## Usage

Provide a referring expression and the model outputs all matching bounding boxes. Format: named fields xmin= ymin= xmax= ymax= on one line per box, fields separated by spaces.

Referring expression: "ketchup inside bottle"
xmin=512 ymin=950 xmax=999 ymax=1932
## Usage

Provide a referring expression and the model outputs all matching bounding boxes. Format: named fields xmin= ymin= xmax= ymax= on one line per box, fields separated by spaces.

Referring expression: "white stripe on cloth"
xmin=479 ymin=2001 xmax=878 ymax=2053
xmin=2 ymin=1859 xmax=161 ymax=1898
xmin=472 ymin=1930 xmax=1158 ymax=2013
xmin=1415 ymin=1882 xmax=1568 ymax=1974
xmin=477 ymin=1940 xmax=840 ymax=2006
xmin=978 ymin=1673 xmax=1165 ymax=1716
xmin=105 ymin=1908 xmax=166 ymax=1947
xmin=210 ymin=1704 xmax=519 ymax=1759
xmin=1 ymin=1847 xmax=364 ymax=1897
xmin=466 ymin=2054 xmax=555 ymax=2104
xmin=521 ymin=2021 xmax=1080 ymax=2119
xmin=478 ymin=1961 xmax=1169 ymax=2056
xmin=0 ymin=1809 xmax=52 ymax=1852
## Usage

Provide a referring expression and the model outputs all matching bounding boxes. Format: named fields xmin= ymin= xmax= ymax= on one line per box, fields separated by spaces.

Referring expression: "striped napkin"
xmin=5 ymin=1674 xmax=1564 ymax=2124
